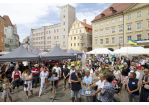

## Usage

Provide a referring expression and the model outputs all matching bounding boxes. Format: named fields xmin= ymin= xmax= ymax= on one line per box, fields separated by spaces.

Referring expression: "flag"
xmin=128 ymin=38 xmax=137 ymax=46
xmin=108 ymin=52 xmax=112 ymax=60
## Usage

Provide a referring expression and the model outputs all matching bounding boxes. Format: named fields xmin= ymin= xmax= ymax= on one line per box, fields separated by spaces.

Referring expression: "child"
xmin=1 ymin=78 xmax=12 ymax=102
xmin=51 ymin=69 xmax=58 ymax=93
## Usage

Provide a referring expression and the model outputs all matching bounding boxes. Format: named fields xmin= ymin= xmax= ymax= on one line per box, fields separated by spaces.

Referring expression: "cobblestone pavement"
xmin=0 ymin=70 xmax=144 ymax=102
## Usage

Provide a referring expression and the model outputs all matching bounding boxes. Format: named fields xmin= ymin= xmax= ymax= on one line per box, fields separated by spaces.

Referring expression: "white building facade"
xmin=30 ymin=4 xmax=76 ymax=51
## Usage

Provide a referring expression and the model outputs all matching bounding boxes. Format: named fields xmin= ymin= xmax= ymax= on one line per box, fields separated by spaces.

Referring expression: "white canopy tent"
xmin=113 ymin=47 xmax=148 ymax=54
xmin=86 ymin=48 xmax=113 ymax=54
xmin=0 ymin=51 xmax=10 ymax=55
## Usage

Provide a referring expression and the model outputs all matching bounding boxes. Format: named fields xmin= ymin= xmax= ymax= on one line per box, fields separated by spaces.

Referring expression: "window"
xmin=80 ymin=30 xmax=81 ymax=33
xmin=106 ymin=38 xmax=109 ymax=44
xmin=71 ymin=37 xmax=72 ymax=40
xmin=71 ymin=43 xmax=72 ymax=46
xmin=76 ymin=30 xmax=77 ymax=33
xmin=137 ymin=23 xmax=141 ymax=29
xmin=127 ymin=36 xmax=131 ymax=42
xmin=57 ymin=36 xmax=59 ymax=39
xmin=72 ymin=31 xmax=74 ymax=34
xmin=78 ymin=36 xmax=79 ymax=39
xmin=78 ymin=24 xmax=79 ymax=27
xmin=119 ymin=27 xmax=123 ymax=32
xmin=63 ymin=22 xmax=65 ymax=25
xmin=137 ymin=34 xmax=141 ymax=40
xmin=119 ymin=37 xmax=123 ymax=43
xmin=100 ymin=39 xmax=103 ymax=44
xmin=148 ymin=33 xmax=149 ymax=39
xmin=54 ymin=36 xmax=56 ymax=40
xmin=95 ymin=39 xmax=98 ymax=44
xmin=95 ymin=24 xmax=98 ymax=27
xmin=1 ymin=37 xmax=3 ymax=42
xmin=63 ymin=42 xmax=65 ymax=45
xmin=78 ymin=43 xmax=79 ymax=46
xmin=112 ymin=28 xmax=115 ymax=33
xmin=112 ymin=37 xmax=115 ymax=43
xmin=5 ymin=29 xmax=7 ymax=32
xmin=50 ymin=41 xmax=51 ymax=44
xmin=106 ymin=21 xmax=109 ymax=24
xmin=54 ymin=29 xmax=56 ymax=33
xmin=137 ymin=11 xmax=141 ymax=17
xmin=50 ymin=36 xmax=51 ymax=39
xmin=57 ymin=29 xmax=59 ymax=32
xmin=100 ymin=22 xmax=103 ymax=26
xmin=49 ymin=31 xmax=50 ymax=34
xmin=74 ymin=25 xmax=76 ymax=28
xmin=63 ymin=35 xmax=65 ymax=39
xmin=64 ymin=29 xmax=65 ymax=31
xmin=81 ymin=43 xmax=84 ymax=46
xmin=119 ymin=17 xmax=122 ymax=21
xmin=0 ymin=20 xmax=1 ymax=24
xmin=46 ymin=31 xmax=48 ymax=34
xmin=4 ymin=34 xmax=6 ymax=38
xmin=74 ymin=43 xmax=76 ymax=46
xmin=106 ymin=29 xmax=109 ymax=34
xmin=74 ymin=37 xmax=76 ymax=40
xmin=128 ymin=14 xmax=131 ymax=19
xmin=1 ymin=28 xmax=2 ymax=33
xmin=95 ymin=31 xmax=98 ymax=35
xmin=63 ymin=15 xmax=65 ymax=18
xmin=148 ymin=9 xmax=149 ymax=14
xmin=100 ymin=30 xmax=103 ymax=35
xmin=127 ymin=25 xmax=131 ymax=30
xmin=112 ymin=19 xmax=115 ymax=23
xmin=148 ymin=21 xmax=149 ymax=27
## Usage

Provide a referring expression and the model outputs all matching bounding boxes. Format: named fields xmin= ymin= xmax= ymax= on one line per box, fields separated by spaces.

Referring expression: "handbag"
xmin=45 ymin=78 xmax=49 ymax=83
xmin=144 ymin=75 xmax=149 ymax=90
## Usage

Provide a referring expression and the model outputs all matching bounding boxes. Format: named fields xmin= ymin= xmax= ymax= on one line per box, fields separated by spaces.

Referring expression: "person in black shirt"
xmin=71 ymin=68 xmax=82 ymax=102
xmin=51 ymin=69 xmax=58 ymax=93
xmin=63 ymin=65 xmax=70 ymax=91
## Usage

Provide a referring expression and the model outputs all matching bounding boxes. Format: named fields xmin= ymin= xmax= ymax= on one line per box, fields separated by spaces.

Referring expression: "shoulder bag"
xmin=144 ymin=75 xmax=149 ymax=90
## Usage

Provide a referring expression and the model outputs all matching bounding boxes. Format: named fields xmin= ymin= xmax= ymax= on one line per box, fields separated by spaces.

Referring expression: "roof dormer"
xmin=112 ymin=10 xmax=117 ymax=14
xmin=110 ymin=7 xmax=114 ymax=11
xmin=101 ymin=13 xmax=105 ymax=17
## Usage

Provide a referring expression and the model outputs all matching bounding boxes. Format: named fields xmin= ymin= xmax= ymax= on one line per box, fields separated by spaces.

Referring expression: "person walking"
xmin=63 ymin=65 xmax=70 ymax=91
xmin=54 ymin=63 xmax=61 ymax=89
xmin=139 ymin=69 xmax=149 ymax=102
xmin=91 ymin=74 xmax=105 ymax=102
xmin=51 ymin=69 xmax=58 ymax=93
xmin=70 ymin=68 xmax=82 ymax=102
xmin=127 ymin=72 xmax=140 ymax=102
xmin=24 ymin=70 xmax=33 ymax=99
xmin=68 ymin=64 xmax=75 ymax=89
xmin=82 ymin=70 xmax=93 ymax=102
xmin=39 ymin=67 xmax=49 ymax=97
xmin=11 ymin=67 xmax=22 ymax=94
xmin=120 ymin=62 xmax=130 ymax=93
xmin=100 ymin=73 xmax=115 ymax=102
xmin=31 ymin=64 xmax=39 ymax=89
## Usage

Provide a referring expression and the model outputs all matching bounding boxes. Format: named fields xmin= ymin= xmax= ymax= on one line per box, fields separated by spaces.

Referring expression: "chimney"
xmin=83 ymin=19 xmax=86 ymax=24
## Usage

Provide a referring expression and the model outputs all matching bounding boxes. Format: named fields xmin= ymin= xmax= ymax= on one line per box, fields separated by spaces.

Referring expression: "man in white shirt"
xmin=140 ymin=58 xmax=145 ymax=68
xmin=54 ymin=63 xmax=61 ymax=88
xmin=129 ymin=62 xmax=135 ymax=71
xmin=91 ymin=74 xmax=105 ymax=102
xmin=128 ymin=66 xmax=140 ymax=80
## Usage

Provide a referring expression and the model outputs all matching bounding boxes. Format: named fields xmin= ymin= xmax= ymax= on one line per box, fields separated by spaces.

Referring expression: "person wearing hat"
xmin=63 ymin=65 xmax=70 ymax=91
xmin=31 ymin=64 xmax=40 ymax=89
xmin=53 ymin=63 xmax=61 ymax=89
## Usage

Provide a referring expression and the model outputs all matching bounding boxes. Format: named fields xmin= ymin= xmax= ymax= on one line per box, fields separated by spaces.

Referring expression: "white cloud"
xmin=97 ymin=3 xmax=106 ymax=5
xmin=76 ymin=10 xmax=102 ymax=25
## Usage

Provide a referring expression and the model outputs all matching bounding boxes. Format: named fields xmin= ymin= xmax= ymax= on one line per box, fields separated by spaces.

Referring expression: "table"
xmin=48 ymin=77 xmax=59 ymax=102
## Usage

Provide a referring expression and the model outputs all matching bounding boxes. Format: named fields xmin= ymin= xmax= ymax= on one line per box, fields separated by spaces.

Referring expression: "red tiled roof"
xmin=92 ymin=3 xmax=134 ymax=22
xmin=0 ymin=15 xmax=5 ymax=21
xmin=80 ymin=21 xmax=92 ymax=33
xmin=3 ymin=15 xmax=13 ymax=26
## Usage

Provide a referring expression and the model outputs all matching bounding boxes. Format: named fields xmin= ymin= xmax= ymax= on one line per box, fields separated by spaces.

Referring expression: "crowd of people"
xmin=0 ymin=55 xmax=149 ymax=102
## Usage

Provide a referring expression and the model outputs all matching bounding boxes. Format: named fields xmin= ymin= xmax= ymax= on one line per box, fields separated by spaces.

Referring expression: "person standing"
xmin=89 ymin=65 xmax=94 ymax=77
xmin=82 ymin=70 xmax=93 ymax=102
xmin=51 ymin=69 xmax=58 ymax=93
xmin=69 ymin=64 xmax=75 ymax=89
xmin=11 ymin=67 xmax=22 ymax=94
xmin=70 ymin=68 xmax=82 ymax=102
xmin=91 ymin=74 xmax=105 ymax=102
xmin=140 ymin=57 xmax=145 ymax=68
xmin=128 ymin=66 xmax=140 ymax=80
xmin=40 ymin=64 xmax=49 ymax=73
xmin=99 ymin=65 xmax=107 ymax=74
xmin=100 ymin=73 xmax=115 ymax=102
xmin=127 ymin=72 xmax=140 ymax=102
xmin=63 ymin=65 xmax=70 ymax=91
xmin=24 ymin=70 xmax=33 ymax=99
xmin=39 ymin=67 xmax=49 ymax=97
xmin=139 ymin=69 xmax=149 ymax=102
xmin=22 ymin=68 xmax=27 ymax=85
xmin=120 ymin=62 xmax=130 ymax=93
xmin=54 ymin=63 xmax=61 ymax=89
xmin=31 ymin=64 xmax=39 ymax=89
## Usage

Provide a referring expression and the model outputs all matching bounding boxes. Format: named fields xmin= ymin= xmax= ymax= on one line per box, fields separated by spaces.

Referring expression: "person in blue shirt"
xmin=82 ymin=70 xmax=93 ymax=102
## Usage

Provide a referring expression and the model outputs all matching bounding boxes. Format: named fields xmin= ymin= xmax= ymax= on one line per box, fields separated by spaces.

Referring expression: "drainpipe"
xmin=123 ymin=12 xmax=124 ymax=47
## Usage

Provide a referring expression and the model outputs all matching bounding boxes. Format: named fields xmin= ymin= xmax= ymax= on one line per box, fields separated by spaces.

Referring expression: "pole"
xmin=127 ymin=43 xmax=128 ymax=58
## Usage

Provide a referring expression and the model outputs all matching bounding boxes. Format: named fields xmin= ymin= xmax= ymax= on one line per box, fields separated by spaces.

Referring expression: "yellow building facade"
xmin=68 ymin=19 xmax=92 ymax=52
xmin=92 ymin=3 xmax=149 ymax=51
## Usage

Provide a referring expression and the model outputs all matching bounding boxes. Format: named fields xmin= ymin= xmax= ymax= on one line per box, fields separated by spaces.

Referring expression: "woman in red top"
xmin=11 ymin=67 xmax=22 ymax=94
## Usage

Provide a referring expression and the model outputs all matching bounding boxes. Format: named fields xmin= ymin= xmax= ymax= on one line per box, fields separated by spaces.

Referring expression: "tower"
xmin=60 ymin=4 xmax=76 ymax=50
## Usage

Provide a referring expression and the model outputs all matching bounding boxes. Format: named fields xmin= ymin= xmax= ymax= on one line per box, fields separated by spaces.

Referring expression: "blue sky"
xmin=0 ymin=3 xmax=112 ymax=42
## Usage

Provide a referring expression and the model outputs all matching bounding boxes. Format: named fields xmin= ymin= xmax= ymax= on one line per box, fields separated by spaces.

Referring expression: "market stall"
xmin=32 ymin=48 xmax=42 ymax=55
